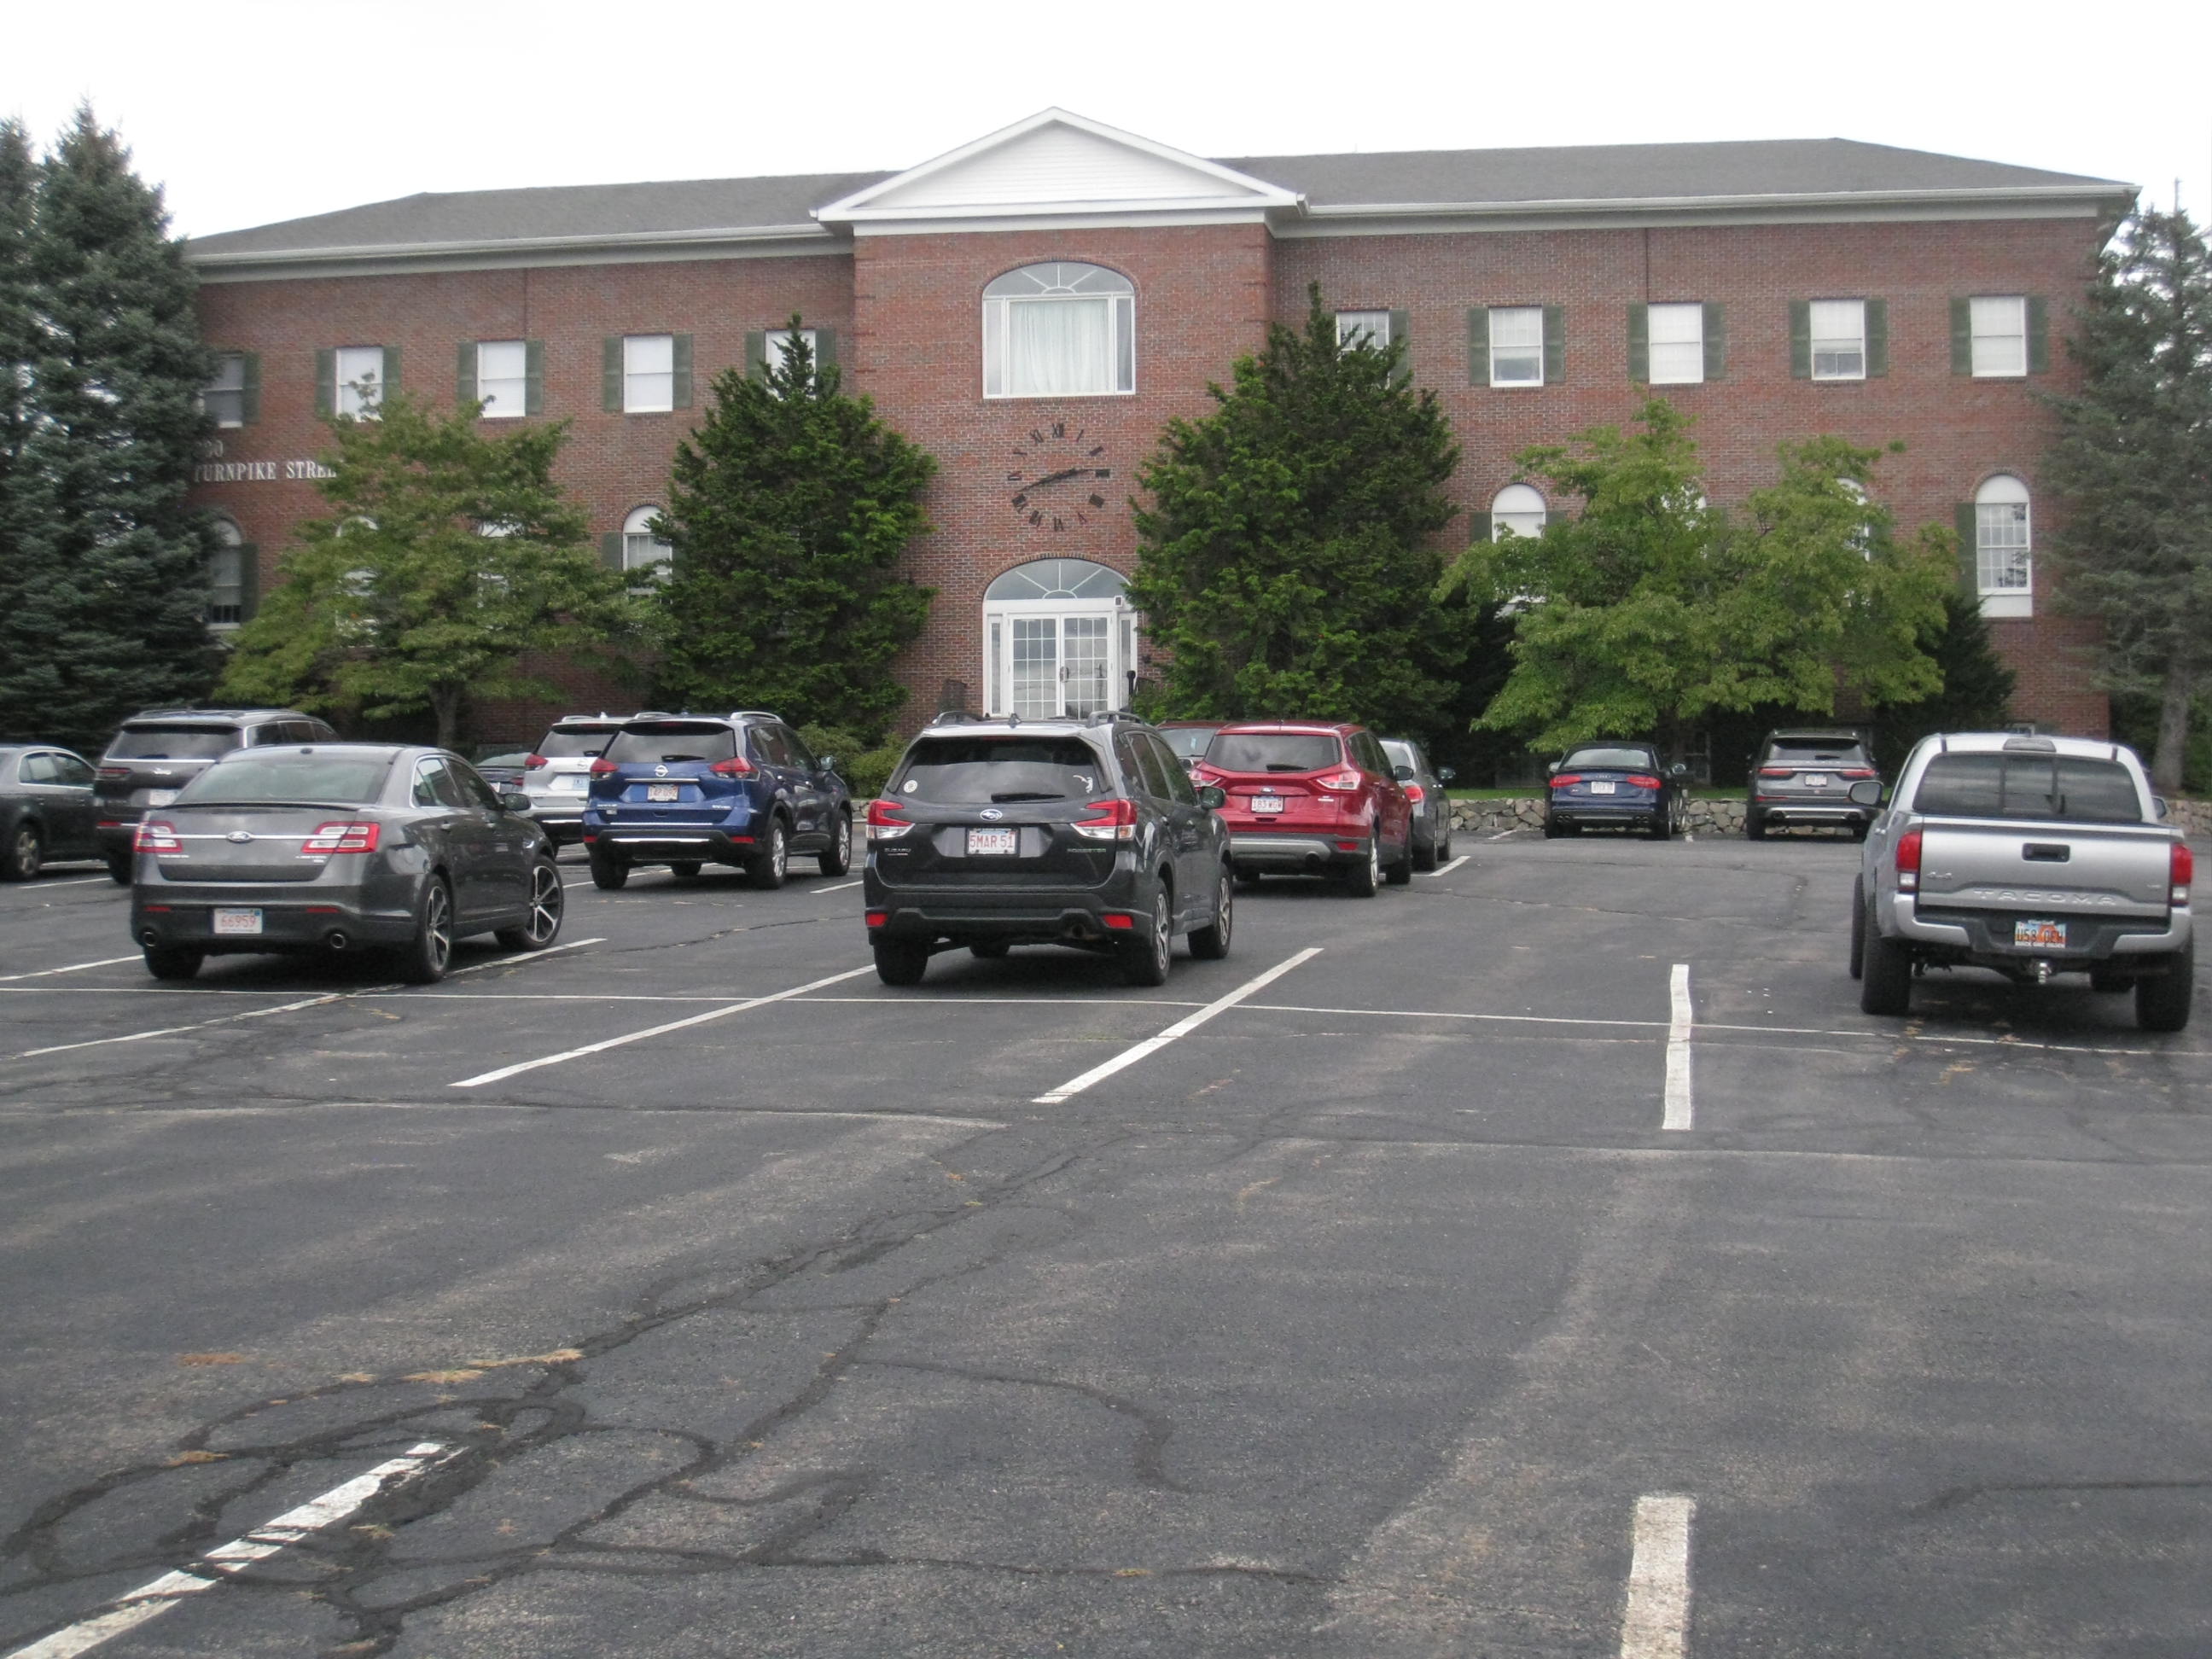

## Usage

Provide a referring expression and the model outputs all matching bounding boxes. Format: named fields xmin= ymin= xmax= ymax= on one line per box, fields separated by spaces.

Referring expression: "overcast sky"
xmin=5 ymin=0 xmax=2209 ymax=239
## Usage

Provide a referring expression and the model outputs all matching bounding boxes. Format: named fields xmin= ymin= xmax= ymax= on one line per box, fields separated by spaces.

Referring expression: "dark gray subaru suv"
xmin=862 ymin=712 xmax=1234 ymax=987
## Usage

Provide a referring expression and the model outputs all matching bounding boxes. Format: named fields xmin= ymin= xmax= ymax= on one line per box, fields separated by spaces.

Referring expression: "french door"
xmin=984 ymin=600 xmax=1138 ymax=719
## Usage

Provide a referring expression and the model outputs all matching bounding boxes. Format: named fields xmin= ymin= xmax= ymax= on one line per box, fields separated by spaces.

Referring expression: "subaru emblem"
xmin=980 ymin=808 xmax=1004 ymax=821
xmin=655 ymin=764 xmax=668 ymax=777
xmin=226 ymin=830 xmax=253 ymax=843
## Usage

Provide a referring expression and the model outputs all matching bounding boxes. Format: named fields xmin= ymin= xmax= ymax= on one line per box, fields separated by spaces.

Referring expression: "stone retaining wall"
xmin=1447 ymin=796 xmax=2212 ymax=838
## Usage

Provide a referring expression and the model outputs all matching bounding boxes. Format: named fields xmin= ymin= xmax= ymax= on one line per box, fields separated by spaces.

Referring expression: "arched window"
xmin=623 ymin=505 xmax=672 ymax=573
xmin=1974 ymin=474 xmax=2032 ymax=615
xmin=1490 ymin=483 xmax=1546 ymax=541
xmin=983 ymin=263 xmax=1135 ymax=399
xmin=981 ymin=559 xmax=1136 ymax=719
xmin=207 ymin=519 xmax=247 ymax=626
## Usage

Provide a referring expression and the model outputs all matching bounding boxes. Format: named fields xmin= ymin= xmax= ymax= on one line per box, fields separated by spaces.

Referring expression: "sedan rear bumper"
xmin=131 ymin=889 xmax=417 ymax=954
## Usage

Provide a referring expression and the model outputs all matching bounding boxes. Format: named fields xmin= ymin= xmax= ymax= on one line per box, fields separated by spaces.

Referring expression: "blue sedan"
xmin=1542 ymin=742 xmax=1688 ymax=841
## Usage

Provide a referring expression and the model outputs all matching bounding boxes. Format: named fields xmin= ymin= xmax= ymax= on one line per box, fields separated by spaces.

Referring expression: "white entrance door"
xmin=985 ymin=599 xmax=1136 ymax=719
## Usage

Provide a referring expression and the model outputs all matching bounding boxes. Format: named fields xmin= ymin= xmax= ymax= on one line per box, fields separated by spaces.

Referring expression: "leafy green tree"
xmin=652 ymin=323 xmax=935 ymax=743
xmin=219 ymin=391 xmax=637 ymax=748
xmin=1126 ymin=286 xmax=1463 ymax=736
xmin=2043 ymin=206 xmax=2212 ymax=793
xmin=1441 ymin=400 xmax=1950 ymax=754
xmin=0 ymin=108 xmax=218 ymax=750
xmin=1870 ymin=590 xmax=2017 ymax=772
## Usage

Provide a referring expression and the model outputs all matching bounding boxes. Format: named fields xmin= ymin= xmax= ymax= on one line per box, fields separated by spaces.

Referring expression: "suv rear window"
xmin=893 ymin=736 xmax=1111 ymax=805
xmin=1206 ymin=733 xmax=1342 ymax=773
xmin=1912 ymin=754 xmax=2144 ymax=824
xmin=1160 ymin=726 xmax=1220 ymax=760
xmin=1768 ymin=740 xmax=1869 ymax=765
xmin=179 ymin=755 xmax=391 ymax=805
xmin=604 ymin=725 xmax=737 ymax=765
xmin=536 ymin=727 xmax=620 ymax=758
xmin=109 ymin=725 xmax=242 ymax=760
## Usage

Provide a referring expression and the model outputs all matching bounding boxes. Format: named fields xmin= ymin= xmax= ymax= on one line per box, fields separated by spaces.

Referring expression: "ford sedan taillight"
xmin=134 ymin=820 xmax=182 ymax=854
xmin=301 ymin=822 xmax=381 ymax=854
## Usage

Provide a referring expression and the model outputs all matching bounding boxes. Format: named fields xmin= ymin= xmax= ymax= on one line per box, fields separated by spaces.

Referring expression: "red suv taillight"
xmin=2172 ymin=841 xmax=2193 ymax=905
xmin=523 ymin=754 xmax=547 ymax=770
xmin=134 ymin=820 xmax=182 ymax=854
xmin=1758 ymin=766 xmax=1795 ymax=777
xmin=865 ymin=798 xmax=914 ymax=841
xmin=1073 ymin=797 xmax=1139 ymax=841
xmin=589 ymin=758 xmax=619 ymax=776
xmin=1314 ymin=770 xmax=1365 ymax=793
xmin=301 ymin=822 xmax=381 ymax=854
xmin=1404 ymin=783 xmax=1426 ymax=806
xmin=1840 ymin=768 xmax=1877 ymax=779
xmin=1895 ymin=828 xmax=1923 ymax=893
xmin=708 ymin=756 xmax=755 ymax=777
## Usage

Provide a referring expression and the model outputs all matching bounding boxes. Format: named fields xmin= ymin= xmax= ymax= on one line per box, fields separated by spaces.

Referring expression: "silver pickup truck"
xmin=1850 ymin=732 xmax=2194 ymax=1030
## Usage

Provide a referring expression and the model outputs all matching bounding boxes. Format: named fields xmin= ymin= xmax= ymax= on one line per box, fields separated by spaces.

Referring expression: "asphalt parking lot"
xmin=2 ymin=828 xmax=2208 ymax=1658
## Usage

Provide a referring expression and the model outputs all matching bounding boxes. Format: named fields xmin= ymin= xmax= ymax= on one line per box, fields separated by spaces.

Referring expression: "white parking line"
xmin=814 ymin=878 xmax=864 ymax=893
xmin=3 ymin=1442 xmax=459 ymax=1659
xmin=0 ymin=955 xmax=139 ymax=982
xmin=1620 ymin=1493 xmax=1696 ymax=1659
xmin=1030 ymin=947 xmax=1323 ymax=1105
xmin=1487 ymin=829 xmax=1516 ymax=841
xmin=10 ymin=874 xmax=114 ymax=888
xmin=1663 ymin=964 xmax=1693 ymax=1131
xmin=451 ymin=963 xmax=877 ymax=1087
xmin=1421 ymin=854 xmax=1470 ymax=876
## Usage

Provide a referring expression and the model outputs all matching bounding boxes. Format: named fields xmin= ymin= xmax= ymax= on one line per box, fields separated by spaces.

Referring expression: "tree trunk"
xmin=431 ymin=685 xmax=463 ymax=754
xmin=2152 ymin=662 xmax=2194 ymax=795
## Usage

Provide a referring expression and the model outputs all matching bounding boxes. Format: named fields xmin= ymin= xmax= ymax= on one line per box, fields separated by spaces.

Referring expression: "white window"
xmin=1839 ymin=478 xmax=1873 ymax=558
xmin=623 ymin=505 xmax=672 ymax=574
xmin=1975 ymin=474 xmax=2032 ymax=616
xmin=1336 ymin=311 xmax=1391 ymax=351
xmin=207 ymin=520 xmax=245 ymax=626
xmin=1490 ymin=306 xmax=1544 ymax=387
xmin=624 ymin=334 xmax=674 ymax=413
xmin=981 ymin=559 xmax=1136 ymax=718
xmin=1491 ymin=483 xmax=1546 ymax=540
xmin=335 ymin=345 xmax=385 ymax=416
xmin=477 ymin=340 xmax=527 ymax=416
xmin=1970 ymin=297 xmax=2028 ymax=377
xmin=763 ymin=329 xmax=817 ymax=379
xmin=1810 ymin=300 xmax=1866 ymax=381
xmin=201 ymin=354 xmax=248 ymax=428
xmin=1648 ymin=303 xmax=1704 ymax=386
xmin=982 ymin=264 xmax=1135 ymax=399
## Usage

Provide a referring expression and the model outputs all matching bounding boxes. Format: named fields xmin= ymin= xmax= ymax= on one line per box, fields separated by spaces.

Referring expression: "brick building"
xmin=183 ymin=108 xmax=2133 ymax=744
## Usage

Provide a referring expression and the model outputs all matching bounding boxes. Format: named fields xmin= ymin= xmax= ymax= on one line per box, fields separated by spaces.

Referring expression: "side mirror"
xmin=1546 ymin=761 xmax=1560 ymax=776
xmin=1197 ymin=784 xmax=1226 ymax=811
xmin=499 ymin=789 xmax=533 ymax=815
xmin=1670 ymin=763 xmax=1688 ymax=778
xmin=818 ymin=754 xmax=839 ymax=773
xmin=1394 ymin=764 xmax=1416 ymax=782
xmin=1439 ymin=767 xmax=1457 ymax=782
xmin=1846 ymin=778 xmax=1884 ymax=806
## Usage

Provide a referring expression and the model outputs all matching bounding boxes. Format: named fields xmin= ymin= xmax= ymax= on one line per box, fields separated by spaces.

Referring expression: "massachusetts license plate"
xmin=1804 ymin=774 xmax=1829 ymax=789
xmin=2015 ymin=918 xmax=2067 ymax=948
xmin=1588 ymin=780 xmax=1616 ymax=795
xmin=966 ymin=828 xmax=1018 ymax=856
xmin=145 ymin=789 xmax=178 ymax=806
xmin=1252 ymin=796 xmax=1284 ymax=814
xmin=212 ymin=907 xmax=264 ymax=936
xmin=646 ymin=783 xmax=679 ymax=802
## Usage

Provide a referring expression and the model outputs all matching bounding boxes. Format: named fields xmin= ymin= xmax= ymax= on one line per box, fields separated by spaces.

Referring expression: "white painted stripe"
xmin=1663 ymin=963 xmax=1693 ymax=1131
xmin=814 ymin=878 xmax=864 ymax=893
xmin=1421 ymin=854 xmax=1470 ymax=876
xmin=0 ymin=956 xmax=140 ymax=982
xmin=1252 ymin=1002 xmax=1665 ymax=1032
xmin=1487 ymin=829 xmax=1516 ymax=841
xmin=442 ymin=936 xmax=602 ymax=976
xmin=4 ymin=1442 xmax=457 ymax=1659
xmin=10 ymin=875 xmax=114 ymax=888
xmin=1620 ymin=1493 xmax=1695 ymax=1659
xmin=451 ymin=963 xmax=877 ymax=1087
xmin=1031 ymin=947 xmax=1322 ymax=1105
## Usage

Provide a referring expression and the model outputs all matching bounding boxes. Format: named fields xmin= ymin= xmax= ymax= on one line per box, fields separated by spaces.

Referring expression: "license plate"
xmin=146 ymin=789 xmax=178 ymax=806
xmin=1804 ymin=774 xmax=1829 ymax=789
xmin=1588 ymin=781 xmax=1616 ymax=795
xmin=1251 ymin=796 xmax=1284 ymax=814
xmin=966 ymin=827 xmax=1018 ymax=856
xmin=2014 ymin=918 xmax=2067 ymax=948
xmin=646 ymin=783 xmax=679 ymax=802
xmin=212 ymin=907 xmax=264 ymax=936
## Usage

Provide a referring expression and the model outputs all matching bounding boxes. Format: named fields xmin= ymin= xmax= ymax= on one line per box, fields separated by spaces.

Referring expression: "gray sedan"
xmin=129 ymin=744 xmax=562 ymax=982
xmin=1 ymin=745 xmax=101 ymax=880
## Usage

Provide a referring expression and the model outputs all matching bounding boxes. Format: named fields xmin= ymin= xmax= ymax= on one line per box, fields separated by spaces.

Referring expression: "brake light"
xmin=866 ymin=798 xmax=915 ymax=841
xmin=864 ymin=910 xmax=889 ymax=928
xmin=1316 ymin=770 xmax=1365 ymax=793
xmin=98 ymin=765 xmax=131 ymax=780
xmin=135 ymin=820 xmax=182 ymax=854
xmin=1895 ymin=828 xmax=1922 ymax=892
xmin=1625 ymin=774 xmax=1662 ymax=789
xmin=1840 ymin=768 xmax=1877 ymax=779
xmin=301 ymin=822 xmax=381 ymax=854
xmin=2172 ymin=841 xmax=2193 ymax=905
xmin=1101 ymin=912 xmax=1137 ymax=930
xmin=1550 ymin=773 xmax=1582 ymax=789
xmin=1404 ymin=783 xmax=1426 ymax=806
xmin=1759 ymin=766 xmax=1795 ymax=777
xmin=523 ymin=754 xmax=547 ymax=770
xmin=708 ymin=755 xmax=755 ymax=777
xmin=1073 ymin=797 xmax=1140 ymax=841
xmin=589 ymin=758 xmax=619 ymax=776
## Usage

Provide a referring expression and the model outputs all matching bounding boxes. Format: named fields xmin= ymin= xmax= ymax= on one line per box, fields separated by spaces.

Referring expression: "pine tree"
xmin=0 ymin=109 xmax=219 ymax=751
xmin=0 ymin=119 xmax=35 ymax=539
xmin=651 ymin=323 xmax=937 ymax=743
xmin=1126 ymin=286 xmax=1464 ymax=738
xmin=1871 ymin=590 xmax=2018 ymax=772
xmin=2043 ymin=207 xmax=2212 ymax=793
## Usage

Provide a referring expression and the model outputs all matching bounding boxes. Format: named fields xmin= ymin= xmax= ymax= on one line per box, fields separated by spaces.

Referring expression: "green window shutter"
xmin=1388 ymin=309 xmax=1411 ymax=385
xmin=671 ymin=335 xmax=693 ymax=408
xmin=1955 ymin=503 xmax=1979 ymax=593
xmin=814 ymin=328 xmax=837 ymax=374
xmin=315 ymin=348 xmax=336 ymax=416
xmin=1702 ymin=302 xmax=1726 ymax=381
xmin=1627 ymin=304 xmax=1650 ymax=383
xmin=745 ymin=330 xmax=768 ymax=382
xmin=238 ymin=353 xmax=261 ymax=424
xmin=1865 ymin=300 xmax=1888 ymax=377
xmin=1465 ymin=307 xmax=1489 ymax=385
xmin=1541 ymin=305 xmax=1564 ymax=385
xmin=524 ymin=339 xmax=544 ymax=415
xmin=2027 ymin=297 xmax=2049 ymax=373
xmin=600 ymin=531 xmax=625 ymax=571
xmin=1790 ymin=302 xmax=1811 ymax=378
xmin=457 ymin=341 xmax=479 ymax=409
xmin=1469 ymin=511 xmax=1492 ymax=543
xmin=1950 ymin=298 xmax=1973 ymax=375
xmin=381 ymin=346 xmax=399 ymax=396
xmin=238 ymin=544 xmax=260 ymax=620
xmin=602 ymin=337 xmax=624 ymax=411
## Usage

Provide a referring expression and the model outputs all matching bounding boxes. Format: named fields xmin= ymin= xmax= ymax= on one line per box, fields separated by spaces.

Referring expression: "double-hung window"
xmin=1647 ymin=304 xmax=1705 ymax=385
xmin=1970 ymin=474 xmax=2032 ymax=616
xmin=982 ymin=264 xmax=1136 ymax=399
xmin=331 ymin=345 xmax=390 ymax=417
xmin=201 ymin=352 xmax=256 ymax=428
xmin=1336 ymin=311 xmax=1391 ymax=350
xmin=764 ymin=328 xmax=816 ymax=377
xmin=1970 ymin=297 xmax=2028 ymax=377
xmin=1488 ymin=306 xmax=1544 ymax=386
xmin=474 ymin=340 xmax=530 ymax=416
xmin=624 ymin=335 xmax=674 ymax=412
xmin=207 ymin=520 xmax=248 ymax=626
xmin=1810 ymin=300 xmax=1866 ymax=381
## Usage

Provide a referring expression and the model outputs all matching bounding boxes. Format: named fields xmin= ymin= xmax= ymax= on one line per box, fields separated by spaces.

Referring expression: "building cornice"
xmin=188 ymin=223 xmax=845 ymax=282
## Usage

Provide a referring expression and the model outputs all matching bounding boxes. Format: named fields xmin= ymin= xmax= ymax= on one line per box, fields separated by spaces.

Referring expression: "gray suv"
xmin=95 ymin=707 xmax=337 ymax=882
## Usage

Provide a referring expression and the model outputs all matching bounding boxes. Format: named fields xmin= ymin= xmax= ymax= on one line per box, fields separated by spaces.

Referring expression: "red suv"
xmin=1194 ymin=722 xmax=1414 ymax=894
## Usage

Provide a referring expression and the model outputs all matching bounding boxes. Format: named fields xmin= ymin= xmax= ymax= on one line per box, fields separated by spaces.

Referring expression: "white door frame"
xmin=982 ymin=596 xmax=1138 ymax=718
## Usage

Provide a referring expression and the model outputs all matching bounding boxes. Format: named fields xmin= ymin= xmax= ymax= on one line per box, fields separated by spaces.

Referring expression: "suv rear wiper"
xmin=990 ymin=790 xmax=1065 ymax=802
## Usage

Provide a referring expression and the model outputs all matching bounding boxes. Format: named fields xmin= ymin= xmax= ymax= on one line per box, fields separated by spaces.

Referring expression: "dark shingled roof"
xmin=185 ymin=137 xmax=2130 ymax=260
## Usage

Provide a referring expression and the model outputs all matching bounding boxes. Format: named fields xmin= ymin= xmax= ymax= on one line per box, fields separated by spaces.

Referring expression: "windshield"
xmin=1561 ymin=747 xmax=1656 ymax=771
xmin=1912 ymin=754 xmax=2144 ymax=824
xmin=604 ymin=725 xmax=737 ymax=765
xmin=108 ymin=725 xmax=242 ymax=760
xmin=1205 ymin=733 xmax=1343 ymax=774
xmin=1160 ymin=726 xmax=1220 ymax=759
xmin=1769 ymin=740 xmax=1868 ymax=765
xmin=892 ymin=736 xmax=1111 ymax=804
xmin=178 ymin=755 xmax=391 ymax=806
xmin=536 ymin=727 xmax=621 ymax=759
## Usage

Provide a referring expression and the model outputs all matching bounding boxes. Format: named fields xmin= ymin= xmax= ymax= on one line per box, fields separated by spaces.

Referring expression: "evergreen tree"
xmin=218 ymin=392 xmax=638 ymax=748
xmin=1126 ymin=286 xmax=1463 ymax=738
xmin=651 ymin=322 xmax=936 ymax=743
xmin=0 ymin=119 xmax=35 ymax=539
xmin=2043 ymin=207 xmax=2212 ymax=793
xmin=0 ymin=108 xmax=218 ymax=751
xmin=1871 ymin=590 xmax=2018 ymax=772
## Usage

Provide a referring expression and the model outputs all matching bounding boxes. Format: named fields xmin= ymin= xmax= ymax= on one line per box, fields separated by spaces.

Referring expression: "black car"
xmin=469 ymin=742 xmax=535 ymax=790
xmin=1 ymin=745 xmax=101 ymax=881
xmin=1380 ymin=737 xmax=1457 ymax=870
xmin=1747 ymin=728 xmax=1882 ymax=841
xmin=1542 ymin=741 xmax=1689 ymax=839
xmin=863 ymin=711 xmax=1234 ymax=987
xmin=95 ymin=707 xmax=337 ymax=882
xmin=129 ymin=743 xmax=562 ymax=983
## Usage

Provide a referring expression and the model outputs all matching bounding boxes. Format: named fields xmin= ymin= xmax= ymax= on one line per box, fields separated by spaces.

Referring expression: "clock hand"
xmin=1027 ymin=466 xmax=1084 ymax=489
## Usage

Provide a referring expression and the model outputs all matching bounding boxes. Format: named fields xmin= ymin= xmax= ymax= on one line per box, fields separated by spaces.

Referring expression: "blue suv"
xmin=582 ymin=713 xmax=853 ymax=889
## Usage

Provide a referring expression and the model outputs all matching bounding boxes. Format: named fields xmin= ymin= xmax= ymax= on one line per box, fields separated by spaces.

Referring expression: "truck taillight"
xmin=301 ymin=822 xmax=381 ymax=854
xmin=865 ymin=798 xmax=915 ymax=841
xmin=2173 ymin=841 xmax=2193 ymax=905
xmin=1895 ymin=828 xmax=1923 ymax=892
xmin=1073 ymin=797 xmax=1140 ymax=841
xmin=134 ymin=820 xmax=182 ymax=854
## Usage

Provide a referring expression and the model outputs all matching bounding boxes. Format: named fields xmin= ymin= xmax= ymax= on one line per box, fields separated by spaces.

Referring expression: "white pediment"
xmin=817 ymin=109 xmax=1301 ymax=227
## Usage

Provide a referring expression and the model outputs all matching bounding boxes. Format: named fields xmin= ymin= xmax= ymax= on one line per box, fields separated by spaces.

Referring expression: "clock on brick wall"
xmin=1006 ymin=421 xmax=1111 ymax=533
